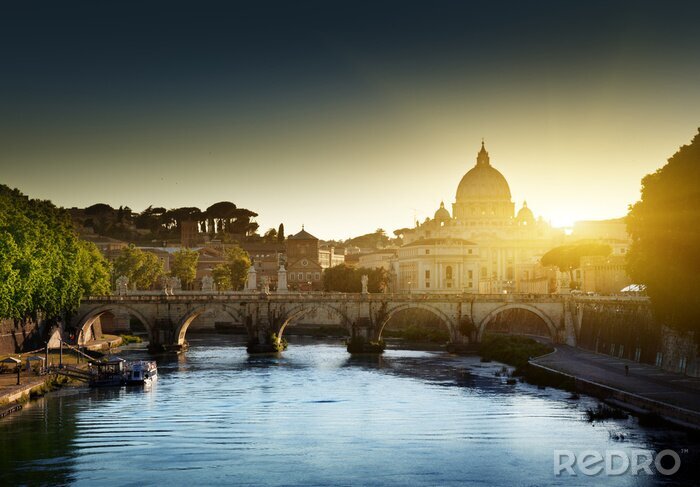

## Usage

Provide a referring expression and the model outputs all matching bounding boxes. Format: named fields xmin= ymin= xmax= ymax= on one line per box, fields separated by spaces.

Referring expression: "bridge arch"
xmin=74 ymin=304 xmax=153 ymax=345
xmin=175 ymin=304 xmax=246 ymax=346
xmin=377 ymin=303 xmax=456 ymax=341
xmin=277 ymin=303 xmax=352 ymax=341
xmin=477 ymin=303 xmax=558 ymax=342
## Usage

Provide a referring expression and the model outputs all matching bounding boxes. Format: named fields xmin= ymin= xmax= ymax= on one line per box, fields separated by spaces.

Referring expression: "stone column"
xmin=277 ymin=265 xmax=288 ymax=292
xmin=246 ymin=266 xmax=257 ymax=291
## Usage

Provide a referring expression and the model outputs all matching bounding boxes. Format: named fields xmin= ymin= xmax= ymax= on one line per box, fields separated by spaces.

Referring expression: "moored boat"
xmin=88 ymin=358 xmax=158 ymax=387
xmin=125 ymin=360 xmax=158 ymax=386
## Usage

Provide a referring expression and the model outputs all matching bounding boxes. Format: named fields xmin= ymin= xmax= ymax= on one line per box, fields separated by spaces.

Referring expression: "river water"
xmin=1 ymin=336 xmax=698 ymax=486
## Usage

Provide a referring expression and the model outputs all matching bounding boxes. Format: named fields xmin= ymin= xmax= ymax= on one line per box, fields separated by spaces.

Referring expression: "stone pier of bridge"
xmin=70 ymin=292 xmax=645 ymax=354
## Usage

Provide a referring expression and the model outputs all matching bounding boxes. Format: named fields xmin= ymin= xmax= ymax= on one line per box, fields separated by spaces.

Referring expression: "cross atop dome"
xmin=476 ymin=140 xmax=490 ymax=166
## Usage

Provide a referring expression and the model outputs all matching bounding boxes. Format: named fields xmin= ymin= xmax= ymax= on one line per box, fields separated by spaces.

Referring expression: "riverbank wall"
xmin=527 ymin=360 xmax=700 ymax=430
xmin=576 ymin=303 xmax=699 ymax=377
xmin=0 ymin=374 xmax=57 ymax=408
xmin=0 ymin=318 xmax=46 ymax=355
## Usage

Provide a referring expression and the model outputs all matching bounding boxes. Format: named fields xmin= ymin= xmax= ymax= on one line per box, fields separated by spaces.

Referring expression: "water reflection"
xmin=1 ymin=336 xmax=698 ymax=486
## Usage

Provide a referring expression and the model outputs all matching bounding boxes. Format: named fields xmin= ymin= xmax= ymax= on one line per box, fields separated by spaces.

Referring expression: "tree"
xmin=322 ymin=265 xmax=389 ymax=293
xmin=113 ymin=245 xmax=165 ymax=290
xmin=221 ymin=245 xmax=251 ymax=290
xmin=75 ymin=240 xmax=112 ymax=296
xmin=277 ymin=223 xmax=285 ymax=241
xmin=263 ymin=228 xmax=277 ymax=242
xmin=0 ymin=185 xmax=112 ymax=320
xmin=170 ymin=248 xmax=199 ymax=290
xmin=540 ymin=242 xmax=611 ymax=288
xmin=627 ymin=128 xmax=700 ymax=336
xmin=205 ymin=201 xmax=237 ymax=234
xmin=345 ymin=229 xmax=392 ymax=249
xmin=212 ymin=264 xmax=232 ymax=291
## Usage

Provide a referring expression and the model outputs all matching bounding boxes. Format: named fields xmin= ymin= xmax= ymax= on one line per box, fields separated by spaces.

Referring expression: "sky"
xmin=1 ymin=1 xmax=699 ymax=240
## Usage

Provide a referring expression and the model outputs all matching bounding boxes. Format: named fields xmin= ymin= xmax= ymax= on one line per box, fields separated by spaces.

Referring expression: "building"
xmin=358 ymin=249 xmax=397 ymax=271
xmin=580 ymin=255 xmax=631 ymax=295
xmin=285 ymin=227 xmax=345 ymax=290
xmin=394 ymin=142 xmax=565 ymax=293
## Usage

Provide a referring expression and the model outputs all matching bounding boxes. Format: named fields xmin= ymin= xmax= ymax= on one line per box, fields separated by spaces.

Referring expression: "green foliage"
xmin=170 ymin=248 xmax=199 ymax=289
xmin=212 ymin=264 xmax=233 ymax=291
xmin=322 ymin=264 xmax=389 ymax=293
xmin=479 ymin=335 xmax=553 ymax=372
xmin=627 ymin=129 xmax=700 ymax=336
xmin=75 ymin=240 xmax=112 ymax=296
xmin=113 ymin=244 xmax=164 ymax=290
xmin=277 ymin=223 xmax=285 ymax=241
xmin=541 ymin=241 xmax=611 ymax=286
xmin=119 ymin=334 xmax=142 ymax=344
xmin=221 ymin=245 xmax=251 ymax=290
xmin=0 ymin=185 xmax=111 ymax=319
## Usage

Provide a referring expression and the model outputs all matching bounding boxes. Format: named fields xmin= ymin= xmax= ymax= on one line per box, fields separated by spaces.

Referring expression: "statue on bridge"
xmin=277 ymin=265 xmax=288 ymax=292
xmin=201 ymin=275 xmax=214 ymax=293
xmin=246 ymin=266 xmax=257 ymax=291
xmin=116 ymin=275 xmax=129 ymax=295
xmin=361 ymin=274 xmax=369 ymax=294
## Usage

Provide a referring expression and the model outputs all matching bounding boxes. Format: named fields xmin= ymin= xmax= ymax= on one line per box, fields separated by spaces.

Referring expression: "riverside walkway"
xmin=532 ymin=345 xmax=700 ymax=426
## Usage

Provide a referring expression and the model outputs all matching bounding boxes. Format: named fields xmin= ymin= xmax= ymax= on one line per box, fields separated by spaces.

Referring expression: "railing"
xmin=80 ymin=292 xmax=620 ymax=303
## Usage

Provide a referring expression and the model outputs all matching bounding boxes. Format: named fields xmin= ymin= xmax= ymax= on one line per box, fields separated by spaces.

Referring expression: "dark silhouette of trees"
xmin=322 ymin=264 xmax=388 ymax=293
xmin=541 ymin=242 xmax=611 ymax=288
xmin=278 ymin=223 xmax=285 ymax=241
xmin=627 ymin=128 xmax=700 ymax=336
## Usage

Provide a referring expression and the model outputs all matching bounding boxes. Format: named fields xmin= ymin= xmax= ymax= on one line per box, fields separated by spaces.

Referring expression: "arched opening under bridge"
xmin=377 ymin=304 xmax=455 ymax=344
xmin=477 ymin=305 xmax=556 ymax=343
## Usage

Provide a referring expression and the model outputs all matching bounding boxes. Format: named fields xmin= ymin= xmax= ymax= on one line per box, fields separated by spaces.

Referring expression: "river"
xmin=1 ymin=336 xmax=698 ymax=486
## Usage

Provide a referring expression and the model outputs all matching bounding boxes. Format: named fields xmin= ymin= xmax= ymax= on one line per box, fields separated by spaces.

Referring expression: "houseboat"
xmin=125 ymin=360 xmax=158 ymax=386
xmin=88 ymin=358 xmax=158 ymax=387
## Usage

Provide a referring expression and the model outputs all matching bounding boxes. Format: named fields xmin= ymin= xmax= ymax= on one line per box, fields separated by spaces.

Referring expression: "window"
xmin=679 ymin=357 xmax=687 ymax=373
xmin=618 ymin=345 xmax=624 ymax=358
xmin=446 ymin=266 xmax=452 ymax=280
xmin=468 ymin=281 xmax=473 ymax=287
xmin=425 ymin=282 xmax=430 ymax=288
xmin=289 ymin=273 xmax=295 ymax=281
xmin=447 ymin=282 xmax=452 ymax=288
xmin=468 ymin=270 xmax=473 ymax=279
xmin=314 ymin=272 xmax=320 ymax=280
xmin=298 ymin=273 xmax=303 ymax=281
xmin=634 ymin=347 xmax=641 ymax=362
xmin=425 ymin=270 xmax=430 ymax=279
xmin=306 ymin=272 xmax=312 ymax=280
xmin=426 ymin=249 xmax=430 ymax=255
xmin=655 ymin=352 xmax=663 ymax=367
xmin=468 ymin=249 xmax=473 ymax=254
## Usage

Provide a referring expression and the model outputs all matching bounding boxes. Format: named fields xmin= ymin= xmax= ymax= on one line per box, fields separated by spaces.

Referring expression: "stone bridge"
xmin=70 ymin=292 xmax=650 ymax=353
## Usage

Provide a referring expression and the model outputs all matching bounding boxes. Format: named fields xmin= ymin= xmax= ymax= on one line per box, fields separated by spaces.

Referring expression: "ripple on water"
xmin=0 ymin=339 xmax=697 ymax=486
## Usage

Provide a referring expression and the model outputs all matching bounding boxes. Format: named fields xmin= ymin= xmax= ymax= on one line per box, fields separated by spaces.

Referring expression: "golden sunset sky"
xmin=1 ymin=2 xmax=699 ymax=239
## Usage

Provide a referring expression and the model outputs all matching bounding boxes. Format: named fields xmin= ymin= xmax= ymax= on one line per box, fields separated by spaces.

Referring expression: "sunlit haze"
xmin=1 ymin=1 xmax=699 ymax=239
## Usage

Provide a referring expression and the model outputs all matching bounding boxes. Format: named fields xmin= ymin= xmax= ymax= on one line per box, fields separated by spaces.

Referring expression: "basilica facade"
xmin=393 ymin=142 xmax=564 ymax=294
